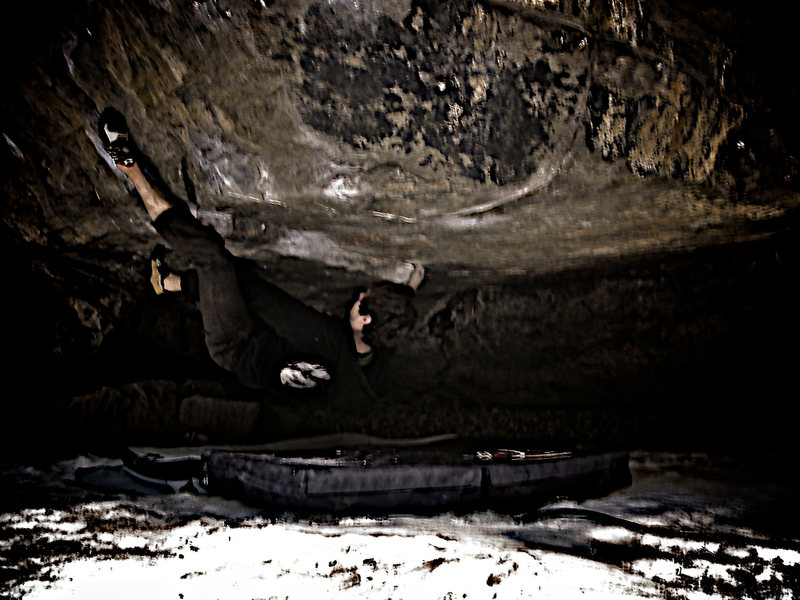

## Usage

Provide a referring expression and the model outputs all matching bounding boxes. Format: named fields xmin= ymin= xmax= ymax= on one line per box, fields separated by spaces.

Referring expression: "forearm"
xmin=406 ymin=263 xmax=425 ymax=291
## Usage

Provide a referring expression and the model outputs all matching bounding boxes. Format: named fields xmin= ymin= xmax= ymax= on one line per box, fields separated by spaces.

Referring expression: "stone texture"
xmin=1 ymin=0 xmax=799 ymax=452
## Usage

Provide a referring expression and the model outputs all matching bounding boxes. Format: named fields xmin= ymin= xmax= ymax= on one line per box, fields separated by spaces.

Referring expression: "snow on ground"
xmin=10 ymin=508 xmax=661 ymax=600
xmin=3 ymin=451 xmax=800 ymax=599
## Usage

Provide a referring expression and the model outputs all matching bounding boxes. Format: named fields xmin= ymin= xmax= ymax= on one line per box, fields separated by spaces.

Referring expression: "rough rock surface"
xmin=1 ymin=0 xmax=799 ymax=452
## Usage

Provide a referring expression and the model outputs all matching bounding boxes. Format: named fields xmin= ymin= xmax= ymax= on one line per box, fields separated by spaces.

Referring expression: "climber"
xmin=97 ymin=107 xmax=424 ymax=401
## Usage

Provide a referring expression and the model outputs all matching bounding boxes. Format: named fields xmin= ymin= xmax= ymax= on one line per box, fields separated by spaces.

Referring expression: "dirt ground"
xmin=2 ymin=450 xmax=799 ymax=599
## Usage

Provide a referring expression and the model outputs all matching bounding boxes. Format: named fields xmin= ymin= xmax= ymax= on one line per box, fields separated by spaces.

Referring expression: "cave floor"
xmin=1 ymin=447 xmax=798 ymax=599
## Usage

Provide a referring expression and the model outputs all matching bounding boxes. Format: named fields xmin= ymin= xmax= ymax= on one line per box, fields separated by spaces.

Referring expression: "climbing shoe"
xmin=149 ymin=244 xmax=199 ymax=300
xmin=150 ymin=244 xmax=171 ymax=295
xmin=98 ymin=107 xmax=137 ymax=166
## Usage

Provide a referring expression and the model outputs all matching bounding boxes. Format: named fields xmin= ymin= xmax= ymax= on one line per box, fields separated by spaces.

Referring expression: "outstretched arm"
xmin=406 ymin=263 xmax=426 ymax=291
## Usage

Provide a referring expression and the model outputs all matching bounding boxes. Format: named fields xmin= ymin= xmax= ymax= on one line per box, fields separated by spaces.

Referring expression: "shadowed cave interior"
xmin=2 ymin=0 xmax=799 ymax=459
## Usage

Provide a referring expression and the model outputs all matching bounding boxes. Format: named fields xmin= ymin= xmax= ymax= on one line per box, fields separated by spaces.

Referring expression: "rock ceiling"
xmin=1 ymin=0 xmax=798 ymax=448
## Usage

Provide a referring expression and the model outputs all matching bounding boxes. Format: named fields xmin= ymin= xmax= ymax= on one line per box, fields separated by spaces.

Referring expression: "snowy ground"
xmin=2 ymin=451 xmax=799 ymax=599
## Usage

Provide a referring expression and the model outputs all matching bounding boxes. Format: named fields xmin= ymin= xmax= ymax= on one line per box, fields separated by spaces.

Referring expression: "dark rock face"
xmin=1 ymin=0 xmax=798 ymax=452
xmin=294 ymin=0 xmax=590 ymax=188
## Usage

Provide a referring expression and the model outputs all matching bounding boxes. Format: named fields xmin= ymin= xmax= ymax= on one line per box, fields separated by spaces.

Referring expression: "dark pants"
xmin=153 ymin=205 xmax=345 ymax=390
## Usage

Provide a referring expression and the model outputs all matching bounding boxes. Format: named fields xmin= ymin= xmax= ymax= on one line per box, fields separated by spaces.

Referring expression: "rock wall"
xmin=2 ymin=0 xmax=781 ymax=246
xmin=1 ymin=0 xmax=799 ymax=451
